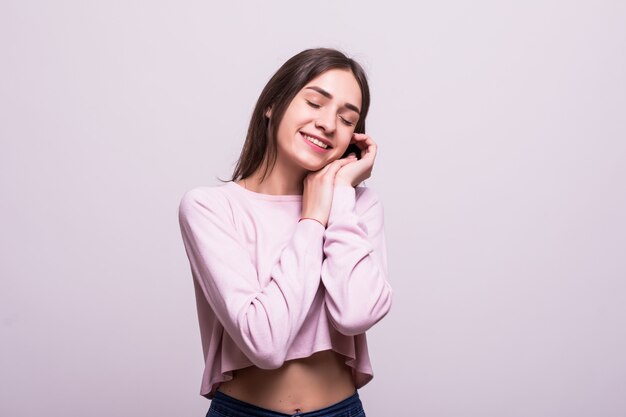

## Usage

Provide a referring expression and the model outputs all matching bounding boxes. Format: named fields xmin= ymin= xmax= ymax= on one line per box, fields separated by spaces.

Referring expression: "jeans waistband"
xmin=209 ymin=390 xmax=363 ymax=417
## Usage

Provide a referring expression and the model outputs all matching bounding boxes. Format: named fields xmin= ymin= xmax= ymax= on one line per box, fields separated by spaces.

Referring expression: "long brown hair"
xmin=228 ymin=48 xmax=371 ymax=182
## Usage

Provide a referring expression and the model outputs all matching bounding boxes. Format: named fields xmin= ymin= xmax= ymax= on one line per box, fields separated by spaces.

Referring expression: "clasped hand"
xmin=334 ymin=133 xmax=377 ymax=187
xmin=301 ymin=133 xmax=377 ymax=227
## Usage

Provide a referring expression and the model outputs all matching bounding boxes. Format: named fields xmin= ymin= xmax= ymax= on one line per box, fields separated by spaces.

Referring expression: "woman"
xmin=178 ymin=48 xmax=392 ymax=417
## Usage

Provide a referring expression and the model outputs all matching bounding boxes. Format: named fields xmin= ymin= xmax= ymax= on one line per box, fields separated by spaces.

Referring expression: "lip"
xmin=300 ymin=131 xmax=333 ymax=149
xmin=300 ymin=132 xmax=330 ymax=153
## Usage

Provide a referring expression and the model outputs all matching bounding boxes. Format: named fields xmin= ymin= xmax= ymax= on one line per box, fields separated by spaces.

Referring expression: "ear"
xmin=265 ymin=106 xmax=272 ymax=118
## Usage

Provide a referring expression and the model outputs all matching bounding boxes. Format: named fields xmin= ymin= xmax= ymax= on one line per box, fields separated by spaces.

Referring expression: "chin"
xmin=300 ymin=161 xmax=326 ymax=172
xmin=288 ymin=147 xmax=341 ymax=171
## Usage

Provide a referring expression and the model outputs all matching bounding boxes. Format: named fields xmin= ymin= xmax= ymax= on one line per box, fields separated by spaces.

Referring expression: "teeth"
xmin=303 ymin=134 xmax=329 ymax=149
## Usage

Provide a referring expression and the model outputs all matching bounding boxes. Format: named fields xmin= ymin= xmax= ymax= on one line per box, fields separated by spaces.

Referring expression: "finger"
xmin=351 ymin=133 xmax=373 ymax=141
xmin=351 ymin=133 xmax=376 ymax=151
xmin=325 ymin=156 xmax=357 ymax=177
xmin=352 ymin=133 xmax=376 ymax=146
xmin=354 ymin=137 xmax=377 ymax=159
xmin=361 ymin=143 xmax=377 ymax=161
xmin=316 ymin=155 xmax=355 ymax=176
xmin=335 ymin=155 xmax=358 ymax=166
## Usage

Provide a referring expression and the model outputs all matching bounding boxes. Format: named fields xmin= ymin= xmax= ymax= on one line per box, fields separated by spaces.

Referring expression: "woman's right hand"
xmin=301 ymin=156 xmax=357 ymax=227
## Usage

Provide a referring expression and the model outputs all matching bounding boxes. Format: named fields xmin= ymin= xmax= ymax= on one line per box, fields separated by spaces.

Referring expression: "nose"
xmin=314 ymin=108 xmax=336 ymax=134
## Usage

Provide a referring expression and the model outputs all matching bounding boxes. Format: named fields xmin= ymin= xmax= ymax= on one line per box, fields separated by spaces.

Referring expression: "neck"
xmin=241 ymin=156 xmax=307 ymax=195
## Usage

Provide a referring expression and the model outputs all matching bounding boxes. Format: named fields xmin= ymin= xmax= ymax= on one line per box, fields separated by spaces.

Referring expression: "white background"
xmin=1 ymin=1 xmax=625 ymax=416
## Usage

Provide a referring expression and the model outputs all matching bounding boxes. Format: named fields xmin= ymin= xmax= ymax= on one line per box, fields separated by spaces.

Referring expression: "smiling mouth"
xmin=300 ymin=132 xmax=332 ymax=150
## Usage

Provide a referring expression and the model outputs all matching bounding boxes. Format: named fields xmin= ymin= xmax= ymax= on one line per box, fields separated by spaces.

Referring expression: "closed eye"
xmin=305 ymin=100 xmax=321 ymax=109
xmin=339 ymin=116 xmax=355 ymax=126
xmin=307 ymin=99 xmax=356 ymax=126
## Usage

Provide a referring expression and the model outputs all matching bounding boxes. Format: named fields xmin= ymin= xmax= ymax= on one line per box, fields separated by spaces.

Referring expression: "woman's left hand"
xmin=334 ymin=133 xmax=377 ymax=187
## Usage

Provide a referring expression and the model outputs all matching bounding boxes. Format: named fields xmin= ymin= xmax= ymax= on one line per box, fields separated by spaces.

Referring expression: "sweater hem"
xmin=200 ymin=346 xmax=373 ymax=400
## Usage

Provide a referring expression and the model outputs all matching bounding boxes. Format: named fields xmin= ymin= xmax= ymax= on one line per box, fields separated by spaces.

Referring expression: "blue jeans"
xmin=206 ymin=390 xmax=366 ymax=417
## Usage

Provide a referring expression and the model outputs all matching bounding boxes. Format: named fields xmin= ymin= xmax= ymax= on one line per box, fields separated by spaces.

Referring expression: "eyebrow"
xmin=304 ymin=86 xmax=361 ymax=114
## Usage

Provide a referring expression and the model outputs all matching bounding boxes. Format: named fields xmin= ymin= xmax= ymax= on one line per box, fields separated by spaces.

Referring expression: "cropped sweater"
xmin=177 ymin=181 xmax=393 ymax=399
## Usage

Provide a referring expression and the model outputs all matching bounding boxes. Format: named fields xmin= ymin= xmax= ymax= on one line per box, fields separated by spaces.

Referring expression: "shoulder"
xmin=178 ymin=183 xmax=235 ymax=218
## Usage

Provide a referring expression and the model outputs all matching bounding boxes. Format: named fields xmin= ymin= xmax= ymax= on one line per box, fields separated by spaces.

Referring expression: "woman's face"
xmin=273 ymin=68 xmax=362 ymax=172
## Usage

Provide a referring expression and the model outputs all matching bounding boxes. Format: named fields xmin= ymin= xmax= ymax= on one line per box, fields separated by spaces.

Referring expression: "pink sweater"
xmin=178 ymin=181 xmax=392 ymax=399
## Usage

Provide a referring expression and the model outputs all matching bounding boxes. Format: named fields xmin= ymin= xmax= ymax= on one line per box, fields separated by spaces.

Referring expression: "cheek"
xmin=337 ymin=131 xmax=354 ymax=150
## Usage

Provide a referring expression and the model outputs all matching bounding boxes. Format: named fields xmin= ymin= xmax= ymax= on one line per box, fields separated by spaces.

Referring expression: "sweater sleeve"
xmin=321 ymin=185 xmax=393 ymax=336
xmin=178 ymin=188 xmax=325 ymax=369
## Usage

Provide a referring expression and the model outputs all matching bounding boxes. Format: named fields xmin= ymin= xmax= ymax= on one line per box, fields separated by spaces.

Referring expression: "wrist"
xmin=300 ymin=210 xmax=328 ymax=227
xmin=334 ymin=178 xmax=354 ymax=187
xmin=299 ymin=217 xmax=326 ymax=228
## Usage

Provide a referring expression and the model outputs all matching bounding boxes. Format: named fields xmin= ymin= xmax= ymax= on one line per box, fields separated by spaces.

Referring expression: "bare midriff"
xmin=217 ymin=349 xmax=356 ymax=414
